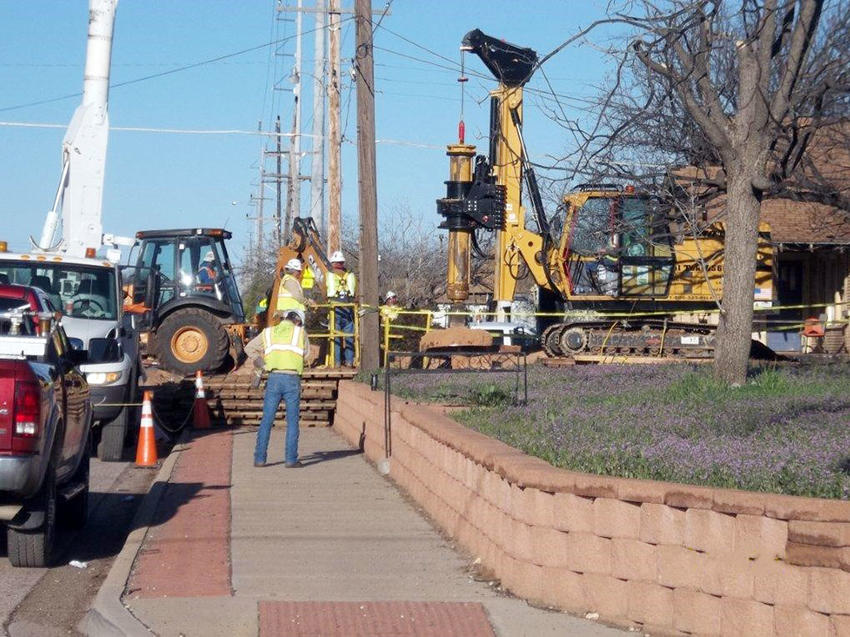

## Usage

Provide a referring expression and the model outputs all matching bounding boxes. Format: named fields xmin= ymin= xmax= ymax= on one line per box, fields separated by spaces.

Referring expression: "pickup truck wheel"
xmin=62 ymin=435 xmax=91 ymax=529
xmin=97 ymin=406 xmax=128 ymax=462
xmin=7 ymin=461 xmax=57 ymax=568
xmin=155 ymin=308 xmax=229 ymax=375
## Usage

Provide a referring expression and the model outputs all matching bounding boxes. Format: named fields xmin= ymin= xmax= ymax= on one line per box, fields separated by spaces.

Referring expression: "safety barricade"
xmin=380 ymin=308 xmax=432 ymax=368
xmin=306 ymin=302 xmax=361 ymax=368
xmin=297 ymin=299 xmax=849 ymax=366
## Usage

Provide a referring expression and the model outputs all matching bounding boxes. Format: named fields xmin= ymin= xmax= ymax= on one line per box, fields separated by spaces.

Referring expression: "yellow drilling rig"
xmin=436 ymin=29 xmax=774 ymax=359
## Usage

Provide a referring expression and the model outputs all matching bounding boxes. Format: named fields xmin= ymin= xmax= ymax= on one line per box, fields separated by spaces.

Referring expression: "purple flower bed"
xmin=388 ymin=363 xmax=850 ymax=499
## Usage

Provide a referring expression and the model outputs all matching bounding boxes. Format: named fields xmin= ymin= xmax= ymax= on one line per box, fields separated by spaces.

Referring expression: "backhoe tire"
xmin=155 ymin=308 xmax=229 ymax=376
xmin=7 ymin=458 xmax=58 ymax=568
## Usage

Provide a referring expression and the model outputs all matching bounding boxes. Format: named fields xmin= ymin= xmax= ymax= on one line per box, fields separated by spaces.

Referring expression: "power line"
xmin=373 ymin=23 xmax=459 ymax=68
xmin=258 ymin=0 xmax=281 ymax=133
xmin=371 ymin=0 xmax=393 ymax=34
xmin=0 ymin=17 xmax=354 ymax=114
xmin=373 ymin=46 xmax=464 ymax=75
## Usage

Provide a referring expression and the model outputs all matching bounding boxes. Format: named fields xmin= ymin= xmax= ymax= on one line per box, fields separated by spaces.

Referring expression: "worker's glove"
xmin=253 ymin=356 xmax=264 ymax=369
xmin=250 ymin=369 xmax=263 ymax=389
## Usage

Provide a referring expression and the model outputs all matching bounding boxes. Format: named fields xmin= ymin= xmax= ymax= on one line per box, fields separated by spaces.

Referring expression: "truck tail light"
xmin=12 ymin=380 xmax=40 ymax=452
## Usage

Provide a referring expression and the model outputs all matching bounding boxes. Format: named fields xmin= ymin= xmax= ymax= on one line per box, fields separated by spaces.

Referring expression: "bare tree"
xmin=340 ymin=202 xmax=449 ymax=307
xmin=237 ymin=240 xmax=280 ymax=320
xmin=374 ymin=203 xmax=446 ymax=306
xmin=559 ymin=0 xmax=849 ymax=384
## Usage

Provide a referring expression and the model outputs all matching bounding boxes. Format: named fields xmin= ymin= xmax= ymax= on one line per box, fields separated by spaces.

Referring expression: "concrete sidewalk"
xmin=85 ymin=426 xmax=627 ymax=636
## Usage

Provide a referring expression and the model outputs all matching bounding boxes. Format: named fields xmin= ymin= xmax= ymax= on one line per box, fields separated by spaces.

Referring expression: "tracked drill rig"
xmin=436 ymin=30 xmax=774 ymax=359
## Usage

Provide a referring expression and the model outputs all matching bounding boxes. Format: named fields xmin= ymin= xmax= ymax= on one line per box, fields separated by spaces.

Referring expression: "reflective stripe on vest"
xmin=263 ymin=322 xmax=306 ymax=374
xmin=276 ymin=274 xmax=306 ymax=313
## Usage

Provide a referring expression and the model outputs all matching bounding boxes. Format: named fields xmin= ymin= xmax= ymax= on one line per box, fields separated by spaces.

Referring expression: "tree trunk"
xmin=714 ymin=169 xmax=762 ymax=385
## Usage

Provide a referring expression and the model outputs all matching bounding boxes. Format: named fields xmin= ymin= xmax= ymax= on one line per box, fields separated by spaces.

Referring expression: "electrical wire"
xmin=259 ymin=0 xmax=283 ymax=130
xmin=371 ymin=0 xmax=393 ymax=35
xmin=0 ymin=17 xmax=354 ymax=114
xmin=373 ymin=23 xmax=459 ymax=68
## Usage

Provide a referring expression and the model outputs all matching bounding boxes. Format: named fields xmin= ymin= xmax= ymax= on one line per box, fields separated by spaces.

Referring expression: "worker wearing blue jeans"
xmin=253 ymin=309 xmax=309 ymax=468
xmin=327 ymin=251 xmax=356 ymax=367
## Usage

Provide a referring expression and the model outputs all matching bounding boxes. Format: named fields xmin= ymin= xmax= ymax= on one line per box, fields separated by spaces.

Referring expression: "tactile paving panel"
xmin=259 ymin=601 xmax=495 ymax=637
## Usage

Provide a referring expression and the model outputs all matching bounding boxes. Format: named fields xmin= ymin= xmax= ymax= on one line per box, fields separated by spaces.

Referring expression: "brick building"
xmin=675 ymin=151 xmax=850 ymax=354
xmin=759 ymin=198 xmax=850 ymax=353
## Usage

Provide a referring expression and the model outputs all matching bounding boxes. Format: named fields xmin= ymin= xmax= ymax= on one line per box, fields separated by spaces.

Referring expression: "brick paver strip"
xmin=127 ymin=430 xmax=233 ymax=598
xmin=259 ymin=601 xmax=496 ymax=636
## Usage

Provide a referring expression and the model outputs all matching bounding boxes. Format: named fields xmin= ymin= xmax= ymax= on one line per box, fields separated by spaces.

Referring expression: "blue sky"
xmin=0 ymin=1 xmax=622 ymax=265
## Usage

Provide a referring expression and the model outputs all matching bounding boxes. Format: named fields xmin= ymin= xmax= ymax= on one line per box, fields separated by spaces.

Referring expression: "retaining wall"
xmin=334 ymin=381 xmax=850 ymax=636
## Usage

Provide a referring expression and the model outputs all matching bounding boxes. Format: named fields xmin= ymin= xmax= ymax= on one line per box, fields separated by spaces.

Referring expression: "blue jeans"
xmin=334 ymin=308 xmax=354 ymax=366
xmin=254 ymin=372 xmax=301 ymax=464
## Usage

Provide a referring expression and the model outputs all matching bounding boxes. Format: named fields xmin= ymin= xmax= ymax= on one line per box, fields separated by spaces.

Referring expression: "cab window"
xmin=570 ymin=198 xmax=613 ymax=255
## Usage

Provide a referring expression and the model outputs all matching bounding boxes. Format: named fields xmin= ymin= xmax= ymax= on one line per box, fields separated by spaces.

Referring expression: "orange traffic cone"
xmin=193 ymin=370 xmax=211 ymax=429
xmin=135 ymin=390 xmax=158 ymax=467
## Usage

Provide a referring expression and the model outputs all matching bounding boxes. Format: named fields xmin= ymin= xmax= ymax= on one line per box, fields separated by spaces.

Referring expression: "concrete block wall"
xmin=334 ymin=381 xmax=850 ymax=636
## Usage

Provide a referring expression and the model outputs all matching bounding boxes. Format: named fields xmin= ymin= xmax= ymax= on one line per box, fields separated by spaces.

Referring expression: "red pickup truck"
xmin=0 ymin=290 xmax=91 ymax=567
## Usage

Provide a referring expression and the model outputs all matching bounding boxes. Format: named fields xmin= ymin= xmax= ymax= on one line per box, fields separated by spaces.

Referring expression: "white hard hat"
xmin=329 ymin=250 xmax=345 ymax=263
xmin=285 ymin=309 xmax=305 ymax=323
xmin=203 ymin=251 xmax=215 ymax=263
xmin=284 ymin=258 xmax=302 ymax=272
xmin=385 ymin=290 xmax=397 ymax=299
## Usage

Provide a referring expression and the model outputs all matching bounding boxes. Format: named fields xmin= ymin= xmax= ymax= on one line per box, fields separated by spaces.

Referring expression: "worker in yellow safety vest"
xmin=276 ymin=258 xmax=310 ymax=315
xmin=253 ymin=309 xmax=310 ymax=468
xmin=380 ymin=290 xmax=401 ymax=321
xmin=326 ymin=251 xmax=356 ymax=366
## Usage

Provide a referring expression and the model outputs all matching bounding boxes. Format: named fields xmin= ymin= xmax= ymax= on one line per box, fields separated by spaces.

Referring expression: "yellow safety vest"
xmin=327 ymin=271 xmax=356 ymax=299
xmin=276 ymin=274 xmax=306 ymax=313
xmin=380 ymin=305 xmax=400 ymax=321
xmin=262 ymin=321 xmax=306 ymax=374
xmin=302 ymin=265 xmax=315 ymax=290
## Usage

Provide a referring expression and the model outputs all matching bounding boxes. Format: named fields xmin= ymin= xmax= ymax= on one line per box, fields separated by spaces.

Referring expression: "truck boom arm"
xmin=37 ymin=0 xmax=119 ymax=257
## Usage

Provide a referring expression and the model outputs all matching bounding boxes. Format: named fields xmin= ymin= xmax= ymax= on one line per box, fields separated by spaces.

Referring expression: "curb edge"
xmin=79 ymin=440 xmax=187 ymax=636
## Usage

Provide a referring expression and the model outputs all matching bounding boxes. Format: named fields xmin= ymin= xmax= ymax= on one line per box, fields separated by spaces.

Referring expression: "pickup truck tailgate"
xmin=0 ymin=361 xmax=23 ymax=451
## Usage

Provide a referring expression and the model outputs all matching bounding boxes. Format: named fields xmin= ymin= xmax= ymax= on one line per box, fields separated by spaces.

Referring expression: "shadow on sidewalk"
xmin=259 ymin=448 xmax=363 ymax=468
xmin=0 ymin=479 xmax=204 ymax=566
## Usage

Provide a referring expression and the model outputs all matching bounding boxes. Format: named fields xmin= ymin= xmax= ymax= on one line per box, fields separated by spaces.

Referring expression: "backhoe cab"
xmin=124 ymin=228 xmax=246 ymax=375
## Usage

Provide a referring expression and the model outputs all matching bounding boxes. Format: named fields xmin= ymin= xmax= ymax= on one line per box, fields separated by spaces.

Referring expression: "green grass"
xmin=382 ymin=362 xmax=850 ymax=499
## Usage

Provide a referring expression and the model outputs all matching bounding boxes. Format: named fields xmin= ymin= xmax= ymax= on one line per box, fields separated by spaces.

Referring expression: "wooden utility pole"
xmin=310 ymin=0 xmax=326 ymax=234
xmin=284 ymin=110 xmax=297 ymax=242
xmin=327 ymin=0 xmax=341 ymax=254
xmin=287 ymin=0 xmax=304 ymax=232
xmin=255 ymin=143 xmax=265 ymax=257
xmin=355 ymin=0 xmax=379 ymax=371
xmin=275 ymin=116 xmax=283 ymax=246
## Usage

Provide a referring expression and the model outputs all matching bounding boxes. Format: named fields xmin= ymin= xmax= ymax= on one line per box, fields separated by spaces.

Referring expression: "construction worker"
xmin=254 ymin=288 xmax=271 ymax=328
xmin=253 ymin=309 xmax=310 ymax=468
xmin=197 ymin=251 xmax=217 ymax=285
xmin=276 ymin=258 xmax=309 ymax=315
xmin=380 ymin=290 xmax=401 ymax=321
xmin=326 ymin=251 xmax=356 ymax=366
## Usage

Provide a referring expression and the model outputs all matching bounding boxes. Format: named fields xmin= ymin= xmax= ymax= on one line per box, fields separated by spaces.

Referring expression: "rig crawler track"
xmin=541 ymin=320 xmax=716 ymax=360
